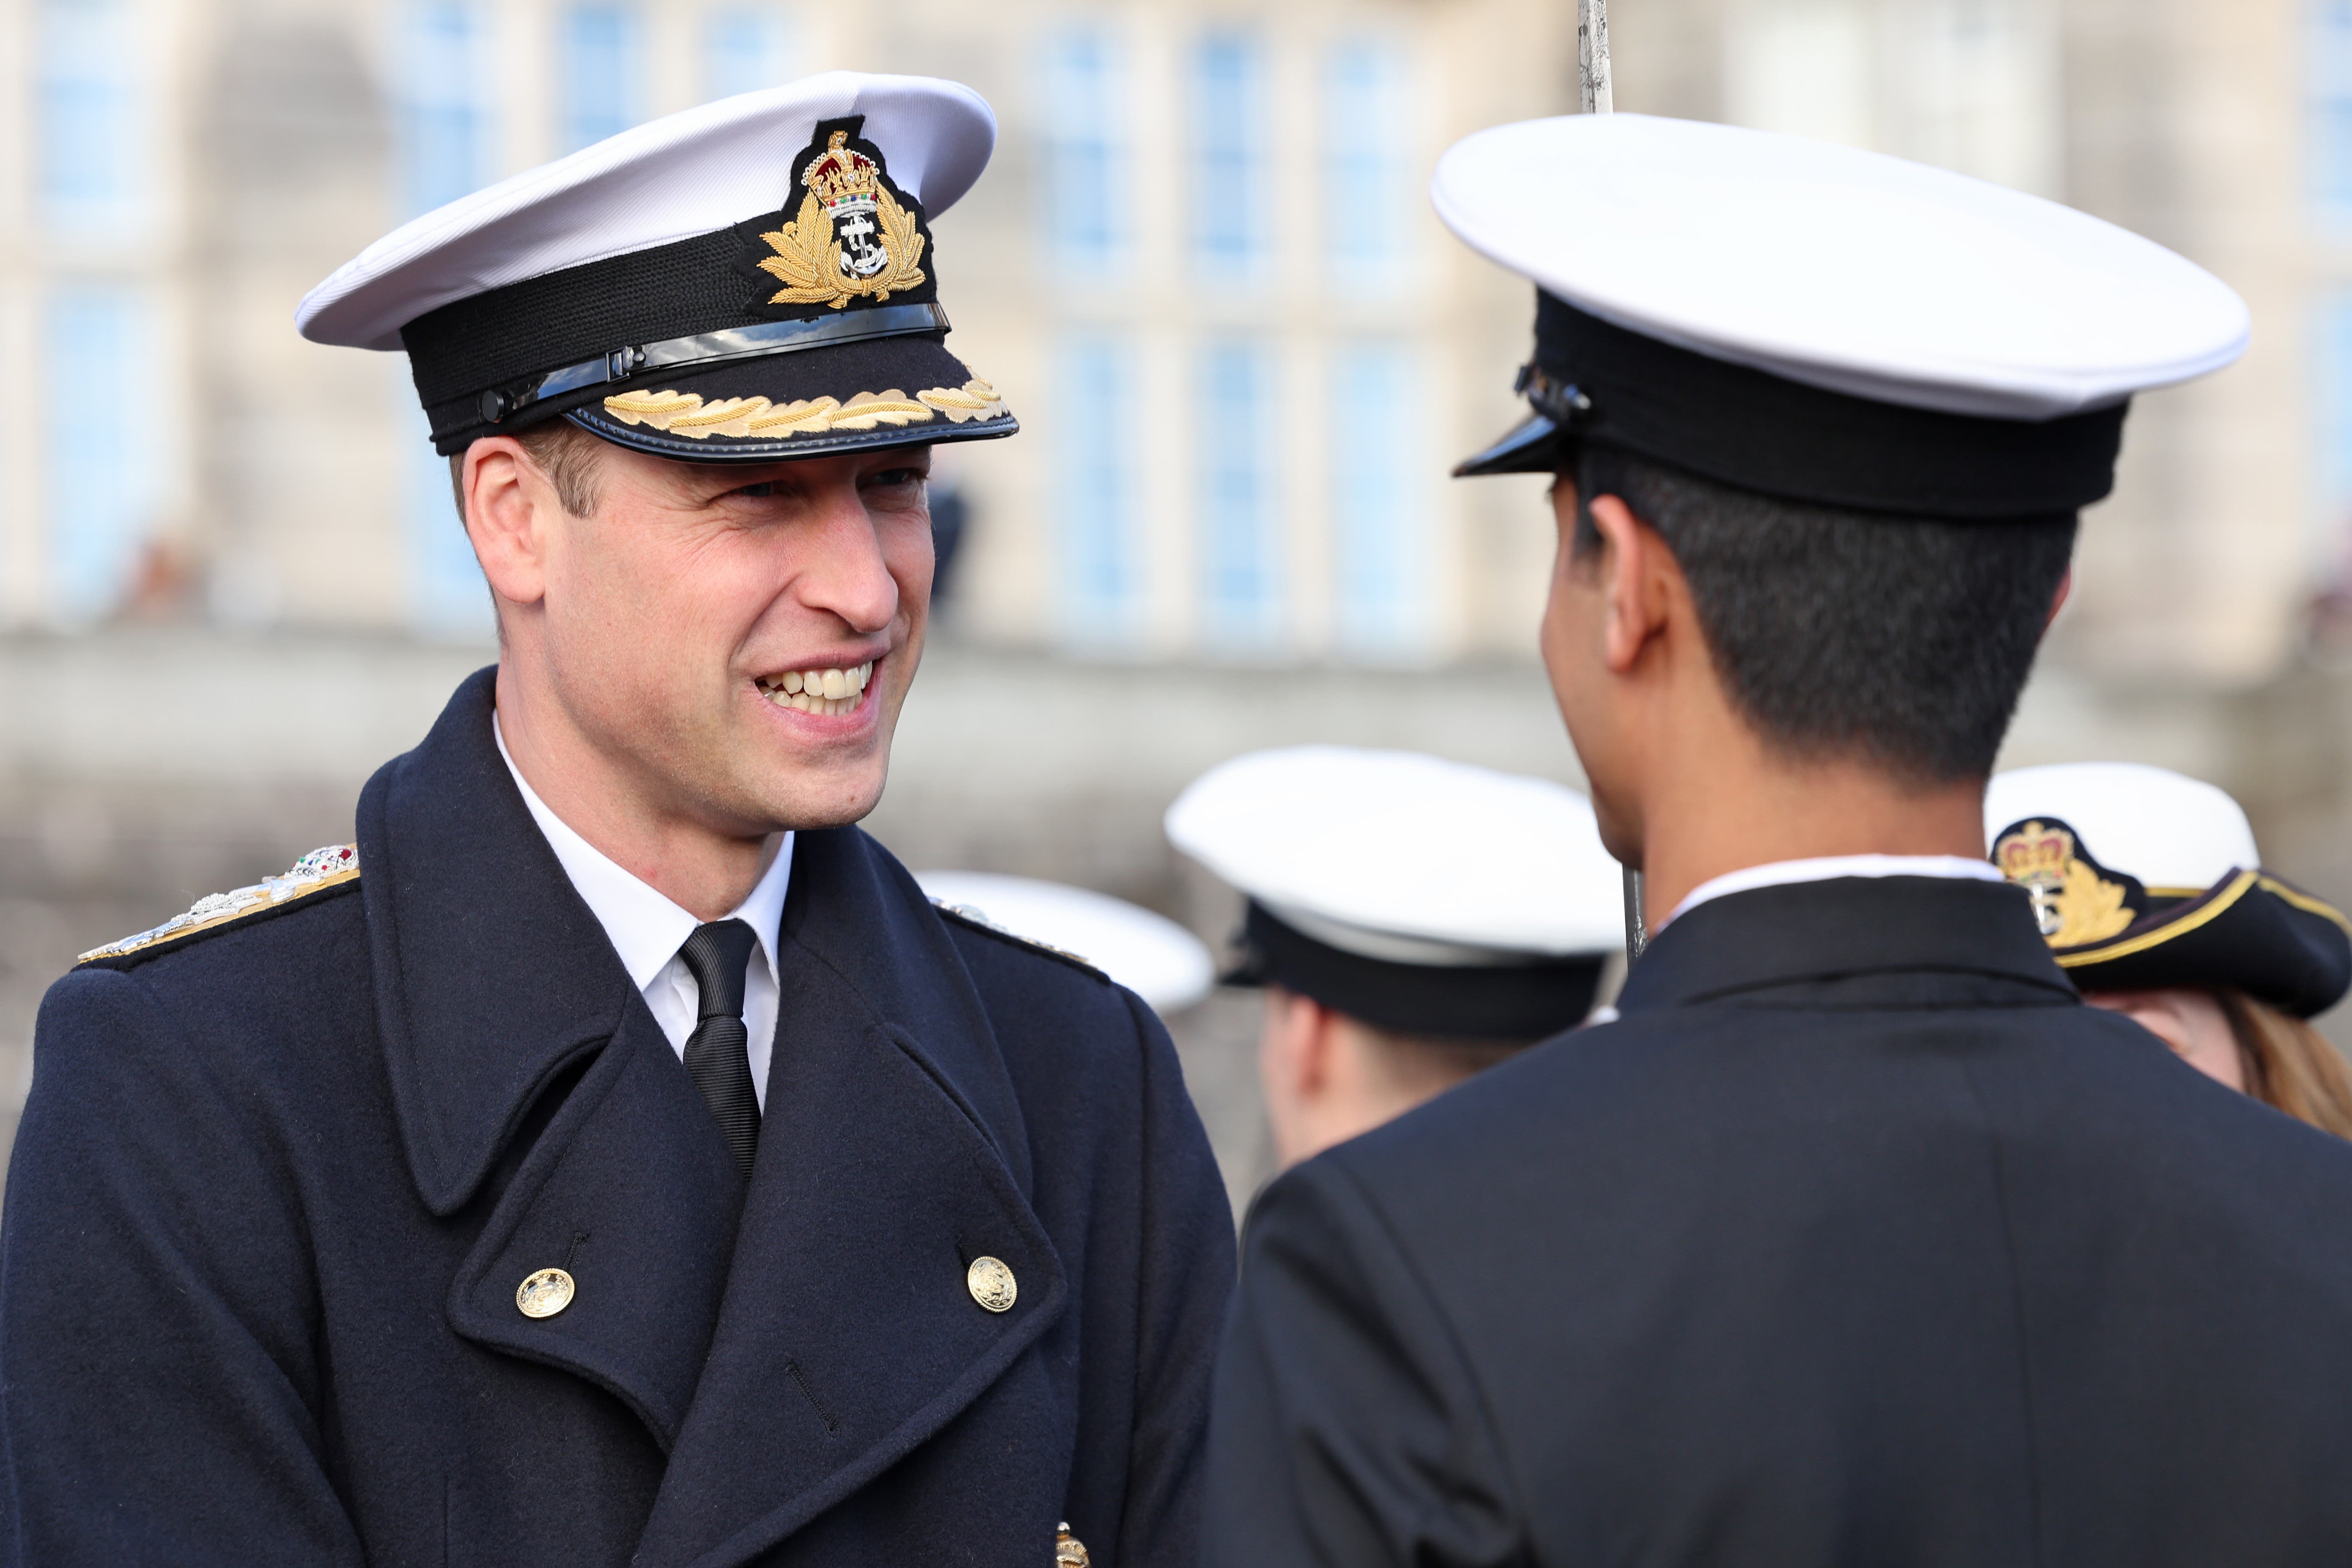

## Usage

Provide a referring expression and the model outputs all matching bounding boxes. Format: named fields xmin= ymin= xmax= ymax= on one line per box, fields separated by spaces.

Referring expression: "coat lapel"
xmin=360 ymin=667 xmax=744 ymax=1451
xmin=632 ymin=828 xmax=1070 ymax=1568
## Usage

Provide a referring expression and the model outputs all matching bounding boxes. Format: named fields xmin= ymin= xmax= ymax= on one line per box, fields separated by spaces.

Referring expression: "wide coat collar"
xmin=1618 ymin=874 xmax=2080 ymax=1015
xmin=357 ymin=668 xmax=1068 ymax=1566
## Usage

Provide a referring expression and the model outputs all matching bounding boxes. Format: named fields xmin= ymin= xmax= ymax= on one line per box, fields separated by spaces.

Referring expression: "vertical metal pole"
xmin=1578 ymin=0 xmax=1613 ymax=114
xmin=1580 ymin=0 xmax=1641 ymax=959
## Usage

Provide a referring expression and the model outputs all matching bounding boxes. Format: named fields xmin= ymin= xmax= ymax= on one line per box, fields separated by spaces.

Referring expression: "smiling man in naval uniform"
xmin=0 ymin=75 xmax=1232 ymax=1568
xmin=1205 ymin=115 xmax=2352 ymax=1564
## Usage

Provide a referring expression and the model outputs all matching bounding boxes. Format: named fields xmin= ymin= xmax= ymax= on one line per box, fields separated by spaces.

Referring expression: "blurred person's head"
xmin=1987 ymin=763 xmax=2352 ymax=1136
xmin=295 ymin=84 xmax=1015 ymax=910
xmin=1434 ymin=118 xmax=2246 ymax=907
xmin=1166 ymin=749 xmax=1624 ymax=1169
xmin=1257 ymin=985 xmax=1537 ymax=1168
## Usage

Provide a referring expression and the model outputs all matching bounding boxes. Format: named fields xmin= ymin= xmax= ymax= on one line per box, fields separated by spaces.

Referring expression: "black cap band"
xmin=1458 ymin=293 xmax=2130 ymax=520
xmin=1229 ymin=902 xmax=1604 ymax=1041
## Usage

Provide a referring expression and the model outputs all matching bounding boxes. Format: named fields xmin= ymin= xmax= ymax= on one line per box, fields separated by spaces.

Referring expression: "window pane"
xmin=1199 ymin=341 xmax=1281 ymax=648
xmin=2316 ymin=1 xmax=2352 ymax=223
xmin=1042 ymin=29 xmax=1129 ymax=271
xmin=37 ymin=0 xmax=144 ymax=233
xmin=44 ymin=286 xmax=157 ymax=622
xmin=398 ymin=1 xmax=490 ymax=216
xmin=400 ymin=370 xmax=494 ymax=638
xmin=1058 ymin=335 xmax=1141 ymax=646
xmin=1192 ymin=34 xmax=1268 ymax=278
xmin=559 ymin=3 xmax=645 ymax=154
xmin=1323 ymin=39 xmax=1410 ymax=289
xmin=703 ymin=6 xmax=794 ymax=102
xmin=1331 ymin=340 xmax=1429 ymax=656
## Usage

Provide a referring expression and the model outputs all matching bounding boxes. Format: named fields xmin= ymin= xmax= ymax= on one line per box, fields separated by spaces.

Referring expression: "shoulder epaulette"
xmin=78 ymin=844 xmax=361 ymax=966
xmin=928 ymin=897 xmax=1109 ymax=984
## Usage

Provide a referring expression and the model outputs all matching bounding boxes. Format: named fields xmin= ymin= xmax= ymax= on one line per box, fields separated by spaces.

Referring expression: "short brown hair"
xmin=1352 ymin=1020 xmax=1534 ymax=1099
xmin=444 ymin=420 xmax=607 ymax=523
xmin=2220 ymin=988 xmax=2352 ymax=1140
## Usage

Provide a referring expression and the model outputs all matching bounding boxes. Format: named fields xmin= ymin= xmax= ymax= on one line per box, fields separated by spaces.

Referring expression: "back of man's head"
xmin=1578 ymin=445 xmax=2075 ymax=788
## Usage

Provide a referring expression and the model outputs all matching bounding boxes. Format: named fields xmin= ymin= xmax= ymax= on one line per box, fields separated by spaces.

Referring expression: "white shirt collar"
xmin=492 ymin=713 xmax=792 ymax=989
xmin=1661 ymin=854 xmax=2003 ymax=930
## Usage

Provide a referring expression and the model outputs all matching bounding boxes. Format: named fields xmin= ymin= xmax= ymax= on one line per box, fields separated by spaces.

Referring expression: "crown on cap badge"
xmin=1993 ymin=817 xmax=2144 ymax=948
xmin=757 ymin=125 xmax=929 ymax=310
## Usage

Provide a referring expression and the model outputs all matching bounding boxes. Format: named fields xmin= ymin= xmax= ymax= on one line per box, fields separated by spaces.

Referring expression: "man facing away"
xmin=1203 ymin=114 xmax=2352 ymax=1564
xmin=0 ymin=76 xmax=1233 ymax=1568
xmin=1166 ymin=746 xmax=1622 ymax=1169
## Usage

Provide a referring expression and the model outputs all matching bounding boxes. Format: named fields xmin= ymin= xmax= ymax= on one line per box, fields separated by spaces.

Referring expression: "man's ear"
xmin=462 ymin=436 xmax=559 ymax=610
xmin=1585 ymin=493 xmax=1681 ymax=676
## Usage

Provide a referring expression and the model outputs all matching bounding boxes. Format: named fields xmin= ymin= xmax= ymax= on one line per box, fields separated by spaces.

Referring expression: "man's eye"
xmin=728 ymin=481 xmax=783 ymax=500
xmin=867 ymin=468 xmax=926 ymax=488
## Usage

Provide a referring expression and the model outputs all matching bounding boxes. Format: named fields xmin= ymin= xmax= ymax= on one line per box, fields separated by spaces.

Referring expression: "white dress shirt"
xmin=495 ymin=715 xmax=794 ymax=1110
xmin=1661 ymin=853 xmax=2005 ymax=930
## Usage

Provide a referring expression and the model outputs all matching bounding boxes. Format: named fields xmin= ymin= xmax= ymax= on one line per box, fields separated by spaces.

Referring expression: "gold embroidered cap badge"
xmin=757 ymin=127 xmax=930 ymax=310
xmin=1992 ymin=817 xmax=2147 ymax=949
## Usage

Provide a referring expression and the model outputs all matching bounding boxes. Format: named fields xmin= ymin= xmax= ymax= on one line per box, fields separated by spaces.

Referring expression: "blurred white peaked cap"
xmin=1984 ymin=762 xmax=2259 ymax=891
xmin=914 ymin=872 xmax=1215 ymax=1015
xmin=1165 ymin=746 xmax=1624 ymax=961
xmin=297 ymin=72 xmax=995 ymax=350
xmin=1431 ymin=114 xmax=2249 ymax=420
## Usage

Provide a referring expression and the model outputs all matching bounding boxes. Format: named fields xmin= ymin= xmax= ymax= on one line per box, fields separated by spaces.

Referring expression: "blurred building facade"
xmin=0 ymin=0 xmax=2346 ymax=679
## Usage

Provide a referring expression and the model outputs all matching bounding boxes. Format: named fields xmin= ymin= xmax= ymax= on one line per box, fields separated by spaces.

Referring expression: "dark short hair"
xmin=1576 ymin=446 xmax=2075 ymax=786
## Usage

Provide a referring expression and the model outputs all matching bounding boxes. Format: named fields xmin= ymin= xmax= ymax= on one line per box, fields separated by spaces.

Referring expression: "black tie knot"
xmin=679 ymin=918 xmax=758 ymax=1022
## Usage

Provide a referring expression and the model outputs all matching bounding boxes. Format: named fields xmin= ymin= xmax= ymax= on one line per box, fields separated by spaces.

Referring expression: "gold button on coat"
xmin=966 ymin=1255 xmax=1017 ymax=1313
xmin=516 ymin=1267 xmax=575 ymax=1318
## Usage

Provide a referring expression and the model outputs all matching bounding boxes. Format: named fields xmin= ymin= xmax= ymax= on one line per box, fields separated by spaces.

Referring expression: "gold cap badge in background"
xmin=1993 ymin=818 xmax=2145 ymax=948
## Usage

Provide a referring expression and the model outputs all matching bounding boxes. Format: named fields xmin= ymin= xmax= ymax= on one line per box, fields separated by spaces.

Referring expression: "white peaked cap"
xmin=915 ymin=872 xmax=1215 ymax=1015
xmin=299 ymin=73 xmax=996 ymax=350
xmin=1984 ymin=762 xmax=2259 ymax=892
xmin=1165 ymin=746 xmax=1624 ymax=962
xmin=1431 ymin=114 xmax=2249 ymax=420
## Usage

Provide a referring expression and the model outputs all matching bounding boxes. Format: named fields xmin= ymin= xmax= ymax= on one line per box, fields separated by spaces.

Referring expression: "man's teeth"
xmin=758 ymin=661 xmax=873 ymax=715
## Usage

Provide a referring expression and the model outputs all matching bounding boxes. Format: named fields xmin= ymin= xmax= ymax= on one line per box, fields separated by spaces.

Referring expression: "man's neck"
xmin=494 ymin=665 xmax=770 ymax=921
xmin=1635 ymin=749 xmax=1987 ymax=927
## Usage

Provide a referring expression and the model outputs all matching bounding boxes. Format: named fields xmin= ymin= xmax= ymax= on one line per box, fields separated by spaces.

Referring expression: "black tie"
xmin=677 ymin=919 xmax=761 ymax=1176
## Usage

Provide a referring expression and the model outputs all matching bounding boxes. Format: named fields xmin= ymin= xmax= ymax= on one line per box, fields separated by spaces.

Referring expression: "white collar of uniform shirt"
xmin=1661 ymin=853 xmax=2004 ymax=931
xmin=494 ymin=712 xmax=793 ymax=1110
xmin=1580 ymin=853 xmax=2005 ymax=1027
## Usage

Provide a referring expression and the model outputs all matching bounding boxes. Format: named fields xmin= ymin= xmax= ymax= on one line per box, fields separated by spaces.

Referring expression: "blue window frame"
xmin=1322 ymin=38 xmax=1410 ymax=290
xmin=44 ymin=286 xmax=157 ymax=621
xmin=36 ymin=0 xmax=143 ymax=233
xmin=1058 ymin=336 xmax=1141 ymax=646
xmin=1199 ymin=341 xmax=1281 ymax=648
xmin=703 ymin=6 xmax=794 ymax=102
xmin=2319 ymin=3 xmax=2352 ymax=224
xmin=1331 ymin=340 xmax=1429 ymax=656
xmin=402 ymin=380 xmax=495 ymax=638
xmin=1041 ymin=29 xmax=1130 ymax=272
xmin=1191 ymin=33 xmax=1268 ymax=278
xmin=398 ymin=1 xmax=491 ymax=216
xmin=559 ymin=3 xmax=644 ymax=154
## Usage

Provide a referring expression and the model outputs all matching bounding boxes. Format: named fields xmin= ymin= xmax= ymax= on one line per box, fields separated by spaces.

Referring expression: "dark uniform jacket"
xmin=1206 ymin=876 xmax=2352 ymax=1567
xmin=0 ymin=669 xmax=1235 ymax=1568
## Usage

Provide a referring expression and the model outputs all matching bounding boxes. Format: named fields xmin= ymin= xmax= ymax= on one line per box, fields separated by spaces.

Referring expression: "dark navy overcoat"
xmin=1206 ymin=876 xmax=2352 ymax=1567
xmin=0 ymin=668 xmax=1235 ymax=1567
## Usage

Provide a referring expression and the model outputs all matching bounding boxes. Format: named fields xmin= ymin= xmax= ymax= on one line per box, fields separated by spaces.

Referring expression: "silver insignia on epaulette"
xmin=79 ymin=843 xmax=361 ymax=964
